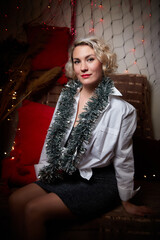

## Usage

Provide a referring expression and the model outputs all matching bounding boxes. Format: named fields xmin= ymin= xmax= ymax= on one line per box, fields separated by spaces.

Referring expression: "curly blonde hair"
xmin=65 ymin=36 xmax=117 ymax=79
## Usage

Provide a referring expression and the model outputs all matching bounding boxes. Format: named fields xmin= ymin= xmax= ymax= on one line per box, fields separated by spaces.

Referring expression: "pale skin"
xmin=9 ymin=45 xmax=152 ymax=240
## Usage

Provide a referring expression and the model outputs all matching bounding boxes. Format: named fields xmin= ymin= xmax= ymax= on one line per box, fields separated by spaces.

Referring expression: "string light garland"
xmin=76 ymin=0 xmax=159 ymax=84
xmin=0 ymin=0 xmax=158 ymax=80
xmin=0 ymin=0 xmax=158 ymax=99
xmin=87 ymin=0 xmax=148 ymax=74
xmin=70 ymin=0 xmax=77 ymax=38
xmin=89 ymin=0 xmax=95 ymax=34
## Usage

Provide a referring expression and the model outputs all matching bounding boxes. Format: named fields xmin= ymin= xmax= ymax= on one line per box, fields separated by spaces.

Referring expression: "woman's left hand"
xmin=122 ymin=201 xmax=153 ymax=217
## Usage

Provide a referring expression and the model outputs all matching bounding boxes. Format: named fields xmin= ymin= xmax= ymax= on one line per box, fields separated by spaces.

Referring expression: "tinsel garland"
xmin=39 ymin=77 xmax=114 ymax=183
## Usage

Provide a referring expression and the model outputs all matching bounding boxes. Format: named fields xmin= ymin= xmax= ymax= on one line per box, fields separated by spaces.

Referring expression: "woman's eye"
xmin=73 ymin=60 xmax=80 ymax=64
xmin=87 ymin=58 xmax=94 ymax=62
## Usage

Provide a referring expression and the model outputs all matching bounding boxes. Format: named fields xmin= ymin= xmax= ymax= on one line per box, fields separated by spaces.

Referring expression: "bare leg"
xmin=9 ymin=183 xmax=75 ymax=240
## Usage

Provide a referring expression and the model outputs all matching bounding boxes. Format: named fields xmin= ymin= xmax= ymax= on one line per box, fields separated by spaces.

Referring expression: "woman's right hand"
xmin=122 ymin=201 xmax=153 ymax=217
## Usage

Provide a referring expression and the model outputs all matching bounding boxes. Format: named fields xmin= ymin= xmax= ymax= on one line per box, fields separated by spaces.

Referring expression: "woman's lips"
xmin=81 ymin=74 xmax=92 ymax=78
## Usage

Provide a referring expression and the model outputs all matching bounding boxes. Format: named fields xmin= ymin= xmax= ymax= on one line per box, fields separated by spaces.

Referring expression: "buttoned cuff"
xmin=118 ymin=186 xmax=140 ymax=201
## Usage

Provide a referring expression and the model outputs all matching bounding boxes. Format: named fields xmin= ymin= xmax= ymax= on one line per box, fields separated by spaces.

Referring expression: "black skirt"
xmin=35 ymin=165 xmax=120 ymax=219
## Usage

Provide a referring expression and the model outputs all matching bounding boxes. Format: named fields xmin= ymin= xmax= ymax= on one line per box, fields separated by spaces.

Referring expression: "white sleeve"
xmin=113 ymin=106 xmax=139 ymax=201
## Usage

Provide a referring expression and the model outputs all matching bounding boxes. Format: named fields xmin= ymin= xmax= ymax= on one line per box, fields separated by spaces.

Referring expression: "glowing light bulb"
xmin=89 ymin=28 xmax=94 ymax=33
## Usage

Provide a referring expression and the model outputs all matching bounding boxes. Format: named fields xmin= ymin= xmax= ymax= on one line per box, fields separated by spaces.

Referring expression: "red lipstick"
xmin=81 ymin=74 xmax=91 ymax=78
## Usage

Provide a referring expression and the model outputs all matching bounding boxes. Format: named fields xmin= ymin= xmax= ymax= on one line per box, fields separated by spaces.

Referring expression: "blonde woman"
xmin=9 ymin=37 xmax=152 ymax=240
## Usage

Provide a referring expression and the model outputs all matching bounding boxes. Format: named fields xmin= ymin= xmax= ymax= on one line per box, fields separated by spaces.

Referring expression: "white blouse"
xmin=35 ymin=86 xmax=139 ymax=201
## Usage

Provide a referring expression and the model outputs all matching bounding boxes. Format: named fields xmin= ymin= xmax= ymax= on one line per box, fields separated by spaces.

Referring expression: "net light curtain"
xmin=45 ymin=0 xmax=160 ymax=139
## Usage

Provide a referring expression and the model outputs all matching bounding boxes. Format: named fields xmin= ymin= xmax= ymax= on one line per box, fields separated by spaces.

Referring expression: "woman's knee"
xmin=24 ymin=193 xmax=72 ymax=223
xmin=24 ymin=199 xmax=46 ymax=224
xmin=9 ymin=184 xmax=46 ymax=210
xmin=9 ymin=186 xmax=33 ymax=212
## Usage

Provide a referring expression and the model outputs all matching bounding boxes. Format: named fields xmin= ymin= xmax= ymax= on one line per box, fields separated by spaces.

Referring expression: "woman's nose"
xmin=80 ymin=61 xmax=88 ymax=72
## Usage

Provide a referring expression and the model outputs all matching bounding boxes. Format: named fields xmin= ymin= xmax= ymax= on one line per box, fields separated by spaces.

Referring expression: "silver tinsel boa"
xmin=39 ymin=77 xmax=114 ymax=183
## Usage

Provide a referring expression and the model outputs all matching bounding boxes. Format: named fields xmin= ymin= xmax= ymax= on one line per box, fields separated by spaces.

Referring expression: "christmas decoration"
xmin=39 ymin=77 xmax=113 ymax=183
